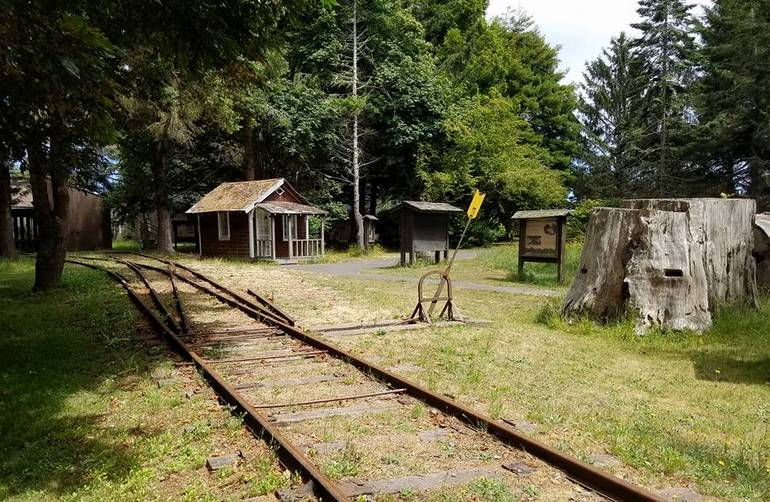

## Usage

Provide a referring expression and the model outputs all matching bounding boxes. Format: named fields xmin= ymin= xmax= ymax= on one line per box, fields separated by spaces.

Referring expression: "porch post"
xmin=288 ymin=215 xmax=294 ymax=259
xmin=248 ymin=210 xmax=255 ymax=259
xmin=270 ymin=215 xmax=276 ymax=260
xmin=321 ymin=217 xmax=325 ymax=258
xmin=197 ymin=214 xmax=202 ymax=258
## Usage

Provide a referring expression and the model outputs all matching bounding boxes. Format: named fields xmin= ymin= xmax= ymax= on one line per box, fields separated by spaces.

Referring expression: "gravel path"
xmin=291 ymin=253 xmax=560 ymax=298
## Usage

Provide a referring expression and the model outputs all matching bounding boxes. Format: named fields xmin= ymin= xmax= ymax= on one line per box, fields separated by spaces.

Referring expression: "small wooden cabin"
xmin=187 ymin=178 xmax=326 ymax=261
xmin=397 ymin=201 xmax=462 ymax=266
xmin=11 ymin=179 xmax=111 ymax=252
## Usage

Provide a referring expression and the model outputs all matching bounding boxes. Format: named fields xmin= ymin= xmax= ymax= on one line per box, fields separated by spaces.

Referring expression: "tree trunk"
xmin=28 ymin=142 xmax=69 ymax=291
xmin=562 ymin=199 xmax=757 ymax=333
xmin=0 ymin=153 xmax=16 ymax=258
xmin=152 ymin=123 xmax=174 ymax=254
xmin=350 ymin=0 xmax=364 ymax=251
xmin=243 ymin=126 xmax=257 ymax=181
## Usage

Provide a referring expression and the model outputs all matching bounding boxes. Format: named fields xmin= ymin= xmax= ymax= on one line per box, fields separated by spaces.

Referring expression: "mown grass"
xmin=0 ymin=258 xmax=286 ymax=501
xmin=371 ymin=242 xmax=583 ymax=288
xmin=313 ymin=244 xmax=391 ymax=263
xmin=314 ymin=275 xmax=770 ymax=501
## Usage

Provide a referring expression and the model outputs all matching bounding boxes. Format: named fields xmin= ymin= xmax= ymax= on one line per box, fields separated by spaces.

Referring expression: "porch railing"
xmin=255 ymin=238 xmax=272 ymax=258
xmin=291 ymin=238 xmax=323 ymax=258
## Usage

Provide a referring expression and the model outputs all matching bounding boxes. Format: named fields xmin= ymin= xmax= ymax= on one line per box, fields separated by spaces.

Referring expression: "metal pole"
xmin=426 ymin=216 xmax=471 ymax=317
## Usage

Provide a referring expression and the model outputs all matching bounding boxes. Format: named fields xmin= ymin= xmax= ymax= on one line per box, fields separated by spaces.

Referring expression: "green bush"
xmin=567 ymin=198 xmax=620 ymax=239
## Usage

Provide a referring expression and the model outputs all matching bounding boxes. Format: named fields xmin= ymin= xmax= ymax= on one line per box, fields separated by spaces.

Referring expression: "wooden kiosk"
xmin=398 ymin=201 xmax=462 ymax=266
xmin=512 ymin=209 xmax=570 ymax=282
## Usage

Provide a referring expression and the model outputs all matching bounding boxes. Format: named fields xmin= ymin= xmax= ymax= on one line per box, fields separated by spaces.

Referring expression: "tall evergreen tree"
xmin=576 ymin=33 xmax=645 ymax=198
xmin=631 ymin=0 xmax=698 ymax=195
xmin=697 ymin=0 xmax=770 ymax=208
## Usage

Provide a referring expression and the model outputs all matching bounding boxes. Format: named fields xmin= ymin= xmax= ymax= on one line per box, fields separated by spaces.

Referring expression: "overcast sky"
xmin=486 ymin=0 xmax=711 ymax=85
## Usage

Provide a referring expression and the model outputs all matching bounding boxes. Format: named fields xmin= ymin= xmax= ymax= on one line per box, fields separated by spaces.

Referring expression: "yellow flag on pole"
xmin=466 ymin=190 xmax=485 ymax=219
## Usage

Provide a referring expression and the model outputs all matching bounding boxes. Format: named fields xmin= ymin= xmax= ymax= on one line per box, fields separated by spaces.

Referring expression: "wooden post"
xmin=288 ymin=215 xmax=293 ymax=260
xmin=197 ymin=214 xmax=202 ymax=258
xmin=320 ymin=217 xmax=325 ymax=258
xmin=557 ymin=216 xmax=566 ymax=283
xmin=517 ymin=219 xmax=525 ymax=278
xmin=270 ymin=215 xmax=276 ymax=260
xmin=248 ymin=210 xmax=255 ymax=260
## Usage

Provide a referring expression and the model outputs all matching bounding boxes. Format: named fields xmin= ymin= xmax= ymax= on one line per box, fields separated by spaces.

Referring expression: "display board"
xmin=521 ymin=217 xmax=559 ymax=258
xmin=512 ymin=209 xmax=570 ymax=283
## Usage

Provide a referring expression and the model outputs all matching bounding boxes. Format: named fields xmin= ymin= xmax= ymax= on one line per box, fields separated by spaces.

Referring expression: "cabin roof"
xmin=256 ymin=201 xmax=327 ymax=215
xmin=511 ymin=209 xmax=572 ymax=219
xmin=398 ymin=200 xmax=462 ymax=213
xmin=186 ymin=178 xmax=315 ymax=214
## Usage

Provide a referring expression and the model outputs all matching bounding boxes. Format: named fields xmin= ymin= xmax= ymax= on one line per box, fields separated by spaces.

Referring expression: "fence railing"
xmin=255 ymin=239 xmax=272 ymax=258
xmin=291 ymin=238 xmax=323 ymax=258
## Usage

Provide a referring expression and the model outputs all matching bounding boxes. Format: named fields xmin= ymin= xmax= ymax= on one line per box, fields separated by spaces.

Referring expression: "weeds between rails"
xmin=68 ymin=253 xmax=663 ymax=502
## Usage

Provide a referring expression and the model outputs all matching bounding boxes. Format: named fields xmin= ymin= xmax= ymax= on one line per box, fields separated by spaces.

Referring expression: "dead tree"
xmin=562 ymin=198 xmax=757 ymax=333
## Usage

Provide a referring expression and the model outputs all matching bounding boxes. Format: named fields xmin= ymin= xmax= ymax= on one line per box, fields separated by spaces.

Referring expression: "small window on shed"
xmin=217 ymin=212 xmax=230 ymax=241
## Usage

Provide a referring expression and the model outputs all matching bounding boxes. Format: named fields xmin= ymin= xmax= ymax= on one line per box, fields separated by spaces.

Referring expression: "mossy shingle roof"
xmin=186 ymin=179 xmax=284 ymax=214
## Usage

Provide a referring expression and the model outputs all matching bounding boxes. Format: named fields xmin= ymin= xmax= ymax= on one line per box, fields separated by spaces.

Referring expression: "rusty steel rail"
xmin=107 ymin=251 xmax=295 ymax=326
xmin=66 ymin=258 xmax=350 ymax=501
xmin=246 ymin=288 xmax=296 ymax=326
xmin=123 ymin=260 xmax=289 ymax=327
xmin=169 ymin=267 xmax=190 ymax=334
xmin=119 ymin=254 xmax=664 ymax=502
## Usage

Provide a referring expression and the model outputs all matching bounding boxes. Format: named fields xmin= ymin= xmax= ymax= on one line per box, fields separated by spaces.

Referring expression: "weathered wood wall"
xmin=199 ymin=212 xmax=250 ymax=258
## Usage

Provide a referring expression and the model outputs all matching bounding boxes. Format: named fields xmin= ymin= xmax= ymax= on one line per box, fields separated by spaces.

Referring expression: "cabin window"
xmin=282 ymin=215 xmax=298 ymax=241
xmin=217 ymin=212 xmax=230 ymax=241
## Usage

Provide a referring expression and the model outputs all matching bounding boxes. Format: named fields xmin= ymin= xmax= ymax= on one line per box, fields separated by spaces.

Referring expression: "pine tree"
xmin=631 ymin=0 xmax=698 ymax=195
xmin=576 ymin=33 xmax=645 ymax=198
xmin=698 ymin=0 xmax=770 ymax=208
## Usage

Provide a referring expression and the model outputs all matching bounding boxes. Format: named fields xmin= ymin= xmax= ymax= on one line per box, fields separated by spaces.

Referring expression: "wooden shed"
xmin=397 ymin=201 xmax=462 ymax=266
xmin=186 ymin=178 xmax=326 ymax=262
xmin=11 ymin=179 xmax=111 ymax=252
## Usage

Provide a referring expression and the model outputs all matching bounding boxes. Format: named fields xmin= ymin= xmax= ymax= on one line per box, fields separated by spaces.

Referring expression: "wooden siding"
xmin=66 ymin=188 xmax=111 ymax=250
xmin=11 ymin=186 xmax=110 ymax=252
xmin=200 ymin=212 xmax=250 ymax=258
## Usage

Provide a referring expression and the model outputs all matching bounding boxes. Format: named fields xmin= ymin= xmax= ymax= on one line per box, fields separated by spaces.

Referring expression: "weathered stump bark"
xmin=560 ymin=208 xmax=640 ymax=321
xmin=562 ymin=198 xmax=757 ymax=333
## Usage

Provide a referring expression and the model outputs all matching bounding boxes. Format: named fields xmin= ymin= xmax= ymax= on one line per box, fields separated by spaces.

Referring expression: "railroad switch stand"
xmin=409 ymin=270 xmax=456 ymax=323
xmin=407 ymin=190 xmax=485 ymax=325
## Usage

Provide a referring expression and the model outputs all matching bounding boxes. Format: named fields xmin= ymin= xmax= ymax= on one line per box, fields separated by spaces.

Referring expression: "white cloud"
xmin=486 ymin=0 xmax=711 ymax=85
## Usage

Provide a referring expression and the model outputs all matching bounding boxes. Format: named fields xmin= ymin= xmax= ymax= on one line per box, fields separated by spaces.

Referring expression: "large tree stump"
xmin=562 ymin=198 xmax=757 ymax=333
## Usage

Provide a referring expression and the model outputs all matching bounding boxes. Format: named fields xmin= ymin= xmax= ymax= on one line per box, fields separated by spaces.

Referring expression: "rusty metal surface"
xmin=77 ymin=253 xmax=664 ymax=502
xmin=65 ymin=258 xmax=350 ymax=502
xmin=246 ymin=288 xmax=296 ymax=326
xmin=251 ymin=388 xmax=407 ymax=409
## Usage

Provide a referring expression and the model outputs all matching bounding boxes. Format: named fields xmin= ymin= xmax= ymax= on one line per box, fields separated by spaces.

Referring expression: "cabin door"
xmin=254 ymin=208 xmax=273 ymax=258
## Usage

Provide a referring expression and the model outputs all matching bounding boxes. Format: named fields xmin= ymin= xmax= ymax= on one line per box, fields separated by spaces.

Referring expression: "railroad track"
xmin=67 ymin=252 xmax=664 ymax=502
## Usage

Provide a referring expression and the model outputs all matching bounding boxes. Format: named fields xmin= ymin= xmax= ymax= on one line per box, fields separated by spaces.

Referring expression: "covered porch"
xmin=250 ymin=201 xmax=326 ymax=261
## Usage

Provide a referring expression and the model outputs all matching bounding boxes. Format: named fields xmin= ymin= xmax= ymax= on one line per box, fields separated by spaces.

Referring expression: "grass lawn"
xmin=368 ymin=242 xmax=583 ymax=288
xmin=0 ymin=258 xmax=285 ymax=501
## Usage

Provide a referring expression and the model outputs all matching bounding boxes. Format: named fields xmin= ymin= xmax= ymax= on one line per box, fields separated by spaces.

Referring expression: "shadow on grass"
xmin=540 ymin=294 xmax=770 ymax=387
xmin=0 ymin=260 xmax=158 ymax=498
